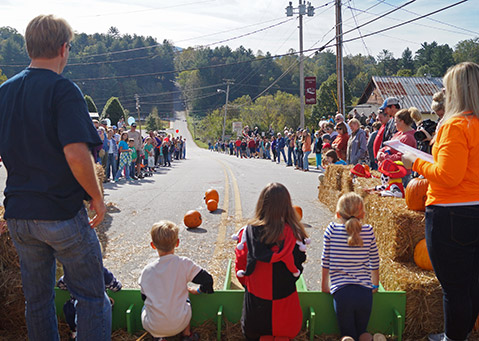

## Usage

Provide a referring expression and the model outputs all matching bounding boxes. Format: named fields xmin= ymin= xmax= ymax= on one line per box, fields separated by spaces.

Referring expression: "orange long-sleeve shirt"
xmin=413 ymin=115 xmax=479 ymax=206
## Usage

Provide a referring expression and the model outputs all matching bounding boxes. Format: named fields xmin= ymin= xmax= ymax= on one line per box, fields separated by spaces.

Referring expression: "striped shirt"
xmin=321 ymin=222 xmax=379 ymax=294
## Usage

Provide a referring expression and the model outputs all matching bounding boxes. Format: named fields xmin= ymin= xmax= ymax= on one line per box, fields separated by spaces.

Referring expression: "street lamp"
xmin=286 ymin=1 xmax=315 ymax=129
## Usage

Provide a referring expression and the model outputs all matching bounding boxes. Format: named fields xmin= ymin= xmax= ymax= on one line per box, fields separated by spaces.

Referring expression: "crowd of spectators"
xmin=92 ymin=119 xmax=186 ymax=182
xmin=207 ymin=93 xmax=445 ymax=188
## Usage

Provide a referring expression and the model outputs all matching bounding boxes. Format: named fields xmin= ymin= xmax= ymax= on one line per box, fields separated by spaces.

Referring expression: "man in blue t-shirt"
xmin=0 ymin=15 xmax=110 ymax=341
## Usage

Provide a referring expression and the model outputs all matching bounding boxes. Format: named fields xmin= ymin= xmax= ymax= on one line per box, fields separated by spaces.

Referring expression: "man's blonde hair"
xmin=25 ymin=15 xmax=73 ymax=59
xmin=151 ymin=220 xmax=179 ymax=252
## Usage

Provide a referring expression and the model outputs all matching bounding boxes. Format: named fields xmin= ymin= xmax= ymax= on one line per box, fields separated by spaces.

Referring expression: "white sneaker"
xmin=373 ymin=333 xmax=387 ymax=341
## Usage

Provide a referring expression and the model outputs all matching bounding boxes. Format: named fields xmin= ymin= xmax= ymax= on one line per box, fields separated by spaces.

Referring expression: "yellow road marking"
xmin=211 ymin=165 xmax=229 ymax=259
xmin=222 ymin=162 xmax=243 ymax=231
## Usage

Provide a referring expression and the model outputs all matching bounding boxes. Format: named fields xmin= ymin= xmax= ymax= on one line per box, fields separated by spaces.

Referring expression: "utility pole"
xmin=218 ymin=79 xmax=234 ymax=142
xmin=298 ymin=0 xmax=305 ymax=129
xmin=286 ymin=1 xmax=315 ymax=129
xmin=134 ymin=94 xmax=142 ymax=135
xmin=335 ymin=0 xmax=345 ymax=116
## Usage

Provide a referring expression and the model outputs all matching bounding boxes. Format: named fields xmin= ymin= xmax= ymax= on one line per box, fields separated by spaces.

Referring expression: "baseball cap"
xmin=379 ymin=97 xmax=399 ymax=110
xmin=131 ymin=122 xmax=137 ymax=127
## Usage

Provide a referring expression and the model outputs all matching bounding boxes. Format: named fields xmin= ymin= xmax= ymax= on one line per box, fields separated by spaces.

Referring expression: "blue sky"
xmin=1 ymin=0 xmax=478 ymax=59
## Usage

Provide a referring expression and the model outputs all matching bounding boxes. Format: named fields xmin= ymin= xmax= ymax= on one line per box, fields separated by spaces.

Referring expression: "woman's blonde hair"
xmin=336 ymin=192 xmax=365 ymax=247
xmin=395 ymin=107 xmax=420 ymax=126
xmin=248 ymin=183 xmax=308 ymax=245
xmin=443 ymin=62 xmax=479 ymax=122
xmin=25 ymin=15 xmax=74 ymax=59
xmin=431 ymin=91 xmax=445 ymax=113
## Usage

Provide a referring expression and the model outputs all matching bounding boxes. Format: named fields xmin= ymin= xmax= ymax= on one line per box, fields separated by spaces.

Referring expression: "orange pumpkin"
xmin=207 ymin=199 xmax=218 ymax=212
xmin=405 ymin=177 xmax=429 ymax=211
xmin=204 ymin=189 xmax=219 ymax=204
xmin=293 ymin=205 xmax=303 ymax=220
xmin=414 ymin=239 xmax=433 ymax=271
xmin=184 ymin=210 xmax=202 ymax=228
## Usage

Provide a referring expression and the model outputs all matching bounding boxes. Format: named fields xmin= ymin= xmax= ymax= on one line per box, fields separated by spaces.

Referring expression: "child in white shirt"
xmin=139 ymin=221 xmax=214 ymax=341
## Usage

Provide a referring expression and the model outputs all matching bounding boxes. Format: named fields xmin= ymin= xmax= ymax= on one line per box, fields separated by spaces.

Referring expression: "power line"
xmin=380 ymin=0 xmax=479 ymax=36
xmin=78 ymin=0 xmax=215 ymax=18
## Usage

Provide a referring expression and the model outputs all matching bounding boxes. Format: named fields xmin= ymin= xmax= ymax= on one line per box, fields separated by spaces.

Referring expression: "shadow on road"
xmin=209 ymin=208 xmax=225 ymax=215
xmin=185 ymin=227 xmax=207 ymax=234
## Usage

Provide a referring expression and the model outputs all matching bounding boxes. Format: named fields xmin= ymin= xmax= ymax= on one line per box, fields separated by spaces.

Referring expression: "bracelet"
xmin=197 ymin=288 xmax=201 ymax=294
xmin=372 ymin=284 xmax=379 ymax=289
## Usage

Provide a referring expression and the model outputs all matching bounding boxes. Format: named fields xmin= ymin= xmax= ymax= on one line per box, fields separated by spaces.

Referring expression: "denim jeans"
xmin=7 ymin=209 xmax=111 ymax=341
xmin=276 ymin=147 xmax=286 ymax=164
xmin=105 ymin=153 xmax=117 ymax=180
xmin=333 ymin=285 xmax=372 ymax=340
xmin=303 ymin=151 xmax=311 ymax=170
xmin=315 ymin=153 xmax=322 ymax=169
xmin=426 ymin=205 xmax=479 ymax=340
xmin=296 ymin=149 xmax=303 ymax=169
xmin=287 ymin=146 xmax=293 ymax=166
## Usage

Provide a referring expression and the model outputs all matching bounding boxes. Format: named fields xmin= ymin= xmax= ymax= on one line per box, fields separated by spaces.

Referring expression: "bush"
xmin=102 ymin=97 xmax=125 ymax=125
xmin=84 ymin=95 xmax=98 ymax=113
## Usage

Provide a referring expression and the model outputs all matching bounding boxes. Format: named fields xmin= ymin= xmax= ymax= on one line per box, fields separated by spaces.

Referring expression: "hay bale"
xmin=340 ymin=166 xmax=354 ymax=194
xmin=380 ymin=258 xmax=443 ymax=338
xmin=322 ymin=165 xmax=345 ymax=191
xmin=0 ymin=268 xmax=25 ymax=331
xmin=363 ymin=194 xmax=425 ymax=263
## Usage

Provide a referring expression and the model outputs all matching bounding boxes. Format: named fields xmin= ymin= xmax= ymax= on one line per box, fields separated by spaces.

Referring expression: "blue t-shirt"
xmin=0 ymin=68 xmax=101 ymax=220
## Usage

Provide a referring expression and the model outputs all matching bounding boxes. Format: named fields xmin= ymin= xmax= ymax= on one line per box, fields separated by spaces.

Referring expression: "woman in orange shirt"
xmin=402 ymin=62 xmax=479 ymax=341
xmin=301 ymin=130 xmax=312 ymax=172
xmin=332 ymin=122 xmax=349 ymax=162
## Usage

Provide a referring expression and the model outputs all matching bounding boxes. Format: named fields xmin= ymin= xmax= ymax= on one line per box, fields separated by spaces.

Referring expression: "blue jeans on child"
xmin=333 ymin=284 xmax=372 ymax=340
xmin=7 ymin=209 xmax=111 ymax=341
xmin=426 ymin=205 xmax=479 ymax=340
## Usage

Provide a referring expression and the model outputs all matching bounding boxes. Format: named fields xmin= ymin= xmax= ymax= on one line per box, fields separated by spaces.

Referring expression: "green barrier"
xmin=54 ymin=260 xmax=405 ymax=340
xmin=55 ymin=288 xmax=405 ymax=340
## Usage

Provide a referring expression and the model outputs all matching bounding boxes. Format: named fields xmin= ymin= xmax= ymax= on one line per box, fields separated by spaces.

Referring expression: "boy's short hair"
xmin=151 ymin=221 xmax=179 ymax=252
xmin=25 ymin=15 xmax=74 ymax=59
xmin=128 ymin=138 xmax=135 ymax=142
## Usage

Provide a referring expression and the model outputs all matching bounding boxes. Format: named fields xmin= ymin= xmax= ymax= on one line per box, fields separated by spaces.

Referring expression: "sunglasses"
xmin=66 ymin=42 xmax=73 ymax=51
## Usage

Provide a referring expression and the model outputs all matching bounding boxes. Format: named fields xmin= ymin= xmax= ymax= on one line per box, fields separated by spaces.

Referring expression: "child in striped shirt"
xmin=321 ymin=192 xmax=384 ymax=341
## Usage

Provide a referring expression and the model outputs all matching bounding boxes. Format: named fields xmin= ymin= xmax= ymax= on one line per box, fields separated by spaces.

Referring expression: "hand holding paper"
xmin=383 ymin=140 xmax=434 ymax=164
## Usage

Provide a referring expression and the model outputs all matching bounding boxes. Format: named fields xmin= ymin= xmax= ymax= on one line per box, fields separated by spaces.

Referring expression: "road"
xmin=0 ymin=111 xmax=333 ymax=291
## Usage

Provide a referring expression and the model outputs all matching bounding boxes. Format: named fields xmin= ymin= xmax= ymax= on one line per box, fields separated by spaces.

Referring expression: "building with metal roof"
xmin=356 ymin=76 xmax=443 ymax=116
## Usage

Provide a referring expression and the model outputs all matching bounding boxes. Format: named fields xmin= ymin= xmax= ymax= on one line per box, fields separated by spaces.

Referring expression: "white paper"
xmin=384 ymin=140 xmax=434 ymax=163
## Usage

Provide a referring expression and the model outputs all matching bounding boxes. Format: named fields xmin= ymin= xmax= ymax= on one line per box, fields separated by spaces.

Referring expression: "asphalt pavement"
xmin=0 ymin=111 xmax=334 ymax=291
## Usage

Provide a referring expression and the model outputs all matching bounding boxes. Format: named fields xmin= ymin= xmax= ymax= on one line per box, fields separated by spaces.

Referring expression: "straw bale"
xmin=0 ymin=267 xmax=25 ymax=331
xmin=322 ymin=165 xmax=345 ymax=191
xmin=352 ymin=174 xmax=382 ymax=198
xmin=363 ymin=194 xmax=425 ymax=263
xmin=340 ymin=166 xmax=354 ymax=194
xmin=380 ymin=258 xmax=443 ymax=338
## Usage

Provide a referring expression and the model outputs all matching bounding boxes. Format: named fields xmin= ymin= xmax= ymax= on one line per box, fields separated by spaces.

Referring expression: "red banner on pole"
xmin=304 ymin=76 xmax=316 ymax=105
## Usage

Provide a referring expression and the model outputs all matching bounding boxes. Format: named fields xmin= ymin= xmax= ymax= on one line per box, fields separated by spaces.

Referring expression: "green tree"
xmin=0 ymin=68 xmax=7 ymax=85
xmin=396 ymin=69 xmax=413 ymax=77
xmin=145 ymin=106 xmax=163 ymax=131
xmin=84 ymin=95 xmax=98 ymax=113
xmin=454 ymin=38 xmax=479 ymax=64
xmin=377 ymin=49 xmax=398 ymax=76
xmin=415 ymin=42 xmax=454 ymax=76
xmin=313 ymin=74 xmax=352 ymax=117
xmin=399 ymin=47 xmax=415 ymax=72
xmin=102 ymin=97 xmax=125 ymax=125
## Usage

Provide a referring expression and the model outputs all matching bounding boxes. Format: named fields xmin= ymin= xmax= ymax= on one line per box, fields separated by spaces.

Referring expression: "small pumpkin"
xmin=207 ymin=199 xmax=218 ymax=212
xmin=204 ymin=189 xmax=219 ymax=204
xmin=414 ymin=239 xmax=433 ymax=271
xmin=184 ymin=210 xmax=202 ymax=228
xmin=405 ymin=177 xmax=429 ymax=211
xmin=293 ymin=205 xmax=303 ymax=220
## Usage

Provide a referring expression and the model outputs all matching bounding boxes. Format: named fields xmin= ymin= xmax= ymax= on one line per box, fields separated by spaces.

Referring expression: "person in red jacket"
xmin=372 ymin=109 xmax=388 ymax=159
xmin=236 ymin=183 xmax=308 ymax=340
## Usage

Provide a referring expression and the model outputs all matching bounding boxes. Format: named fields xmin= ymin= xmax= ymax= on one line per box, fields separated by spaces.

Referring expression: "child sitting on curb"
xmin=139 ymin=221 xmax=214 ymax=341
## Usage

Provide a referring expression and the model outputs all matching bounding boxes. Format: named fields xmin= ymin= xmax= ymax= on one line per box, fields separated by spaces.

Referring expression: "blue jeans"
xmin=315 ymin=153 xmax=322 ymax=169
xmin=296 ymin=149 xmax=303 ymax=169
xmin=276 ymin=147 xmax=286 ymax=164
xmin=7 ymin=209 xmax=111 ymax=341
xmin=426 ymin=205 xmax=479 ymax=340
xmin=333 ymin=285 xmax=372 ymax=340
xmin=106 ymin=153 xmax=117 ymax=180
xmin=287 ymin=146 xmax=293 ymax=166
xmin=303 ymin=151 xmax=311 ymax=170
